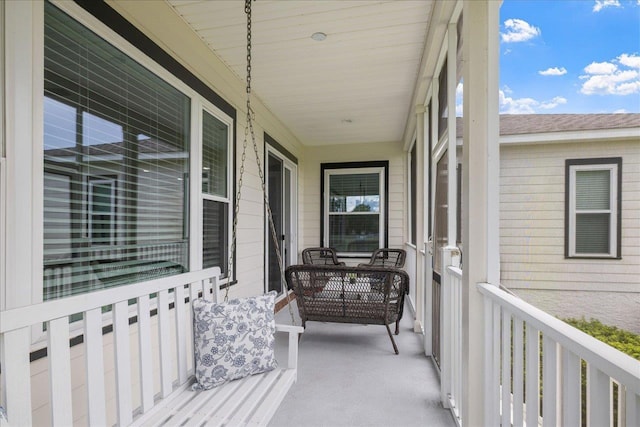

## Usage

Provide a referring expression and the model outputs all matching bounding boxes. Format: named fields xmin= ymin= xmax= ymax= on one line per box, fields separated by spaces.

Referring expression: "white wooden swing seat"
xmin=0 ymin=267 xmax=302 ymax=427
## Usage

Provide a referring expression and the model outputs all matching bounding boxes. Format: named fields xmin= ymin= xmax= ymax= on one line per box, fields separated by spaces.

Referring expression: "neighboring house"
xmin=457 ymin=114 xmax=640 ymax=333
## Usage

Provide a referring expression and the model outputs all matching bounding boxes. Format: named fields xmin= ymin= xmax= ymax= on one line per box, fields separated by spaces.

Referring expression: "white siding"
xmin=300 ymin=142 xmax=406 ymax=265
xmin=500 ymin=138 xmax=640 ymax=332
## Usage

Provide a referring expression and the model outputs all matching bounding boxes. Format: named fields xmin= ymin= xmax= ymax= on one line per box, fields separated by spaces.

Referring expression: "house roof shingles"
xmin=456 ymin=113 xmax=640 ymax=136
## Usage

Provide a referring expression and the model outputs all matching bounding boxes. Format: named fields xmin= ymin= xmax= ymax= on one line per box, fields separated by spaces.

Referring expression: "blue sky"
xmin=495 ymin=0 xmax=640 ymax=114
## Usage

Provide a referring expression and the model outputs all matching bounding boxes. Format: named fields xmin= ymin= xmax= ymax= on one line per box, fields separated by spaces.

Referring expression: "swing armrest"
xmin=275 ymin=324 xmax=304 ymax=370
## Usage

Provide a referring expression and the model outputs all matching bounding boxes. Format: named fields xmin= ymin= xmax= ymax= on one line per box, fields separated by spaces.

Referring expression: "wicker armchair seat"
xmin=285 ymin=264 xmax=409 ymax=354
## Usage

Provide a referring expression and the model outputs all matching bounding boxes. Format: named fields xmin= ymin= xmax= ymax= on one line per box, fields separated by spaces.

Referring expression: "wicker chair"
xmin=302 ymin=247 xmax=346 ymax=266
xmin=285 ymin=264 xmax=409 ymax=354
xmin=358 ymin=248 xmax=406 ymax=268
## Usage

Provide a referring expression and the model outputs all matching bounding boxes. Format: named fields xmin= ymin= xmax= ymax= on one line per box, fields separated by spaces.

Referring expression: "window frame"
xmin=321 ymin=161 xmax=389 ymax=258
xmin=199 ymin=104 xmax=234 ymax=279
xmin=565 ymin=157 xmax=622 ymax=259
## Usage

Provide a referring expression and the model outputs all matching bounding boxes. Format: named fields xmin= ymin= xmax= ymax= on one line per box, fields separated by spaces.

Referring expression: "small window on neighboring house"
xmin=566 ymin=158 xmax=622 ymax=258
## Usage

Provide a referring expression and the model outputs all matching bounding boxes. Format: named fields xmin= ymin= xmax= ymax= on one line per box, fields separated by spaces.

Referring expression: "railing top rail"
xmin=0 ymin=267 xmax=221 ymax=333
xmin=478 ymin=282 xmax=640 ymax=394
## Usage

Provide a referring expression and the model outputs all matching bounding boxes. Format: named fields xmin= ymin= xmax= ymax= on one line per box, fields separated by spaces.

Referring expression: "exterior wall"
xmin=500 ymin=138 xmax=640 ymax=333
xmin=300 ymin=142 xmax=406 ymax=265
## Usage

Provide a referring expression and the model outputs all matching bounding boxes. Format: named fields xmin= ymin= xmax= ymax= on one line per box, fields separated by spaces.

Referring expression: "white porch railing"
xmin=0 ymin=267 xmax=221 ymax=426
xmin=439 ymin=246 xmax=640 ymax=427
xmin=441 ymin=253 xmax=463 ymax=426
xmin=479 ymin=283 xmax=640 ymax=427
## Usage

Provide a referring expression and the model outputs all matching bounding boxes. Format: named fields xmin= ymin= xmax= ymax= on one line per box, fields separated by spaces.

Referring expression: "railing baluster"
xmin=188 ymin=282 xmax=200 ymax=376
xmin=158 ymin=289 xmax=173 ymax=397
xmin=84 ymin=308 xmax=107 ymax=425
xmin=174 ymin=285 xmax=188 ymax=384
xmin=588 ymin=364 xmax=611 ymax=426
xmin=525 ymin=324 xmax=540 ymax=427
xmin=626 ymin=389 xmax=639 ymax=427
xmin=113 ymin=300 xmax=133 ymax=425
xmin=0 ymin=327 xmax=32 ymax=426
xmin=502 ymin=310 xmax=512 ymax=427
xmin=542 ymin=336 xmax=558 ymax=427
xmin=48 ymin=317 xmax=73 ymax=426
xmin=137 ymin=295 xmax=154 ymax=413
xmin=561 ymin=348 xmax=580 ymax=426
xmin=484 ymin=296 xmax=501 ymax=427
xmin=512 ymin=317 xmax=524 ymax=427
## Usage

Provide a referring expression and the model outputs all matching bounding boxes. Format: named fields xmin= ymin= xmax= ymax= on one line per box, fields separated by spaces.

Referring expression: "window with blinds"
xmin=323 ymin=165 xmax=386 ymax=254
xmin=43 ymin=2 xmax=190 ymax=299
xmin=566 ymin=158 xmax=621 ymax=258
xmin=202 ymin=110 xmax=230 ymax=276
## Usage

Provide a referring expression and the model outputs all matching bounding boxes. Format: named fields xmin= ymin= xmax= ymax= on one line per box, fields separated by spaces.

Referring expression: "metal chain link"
xmin=225 ymin=0 xmax=296 ymax=326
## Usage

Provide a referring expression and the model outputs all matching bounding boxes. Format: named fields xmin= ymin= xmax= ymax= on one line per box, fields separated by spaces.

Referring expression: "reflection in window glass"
xmin=202 ymin=111 xmax=228 ymax=197
xmin=43 ymin=2 xmax=190 ymax=300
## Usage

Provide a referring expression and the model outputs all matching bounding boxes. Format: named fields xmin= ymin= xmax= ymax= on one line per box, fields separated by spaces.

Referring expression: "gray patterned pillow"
xmin=192 ymin=291 xmax=278 ymax=390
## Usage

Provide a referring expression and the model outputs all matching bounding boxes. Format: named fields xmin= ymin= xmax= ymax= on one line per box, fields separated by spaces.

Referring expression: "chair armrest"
xmin=275 ymin=324 xmax=304 ymax=370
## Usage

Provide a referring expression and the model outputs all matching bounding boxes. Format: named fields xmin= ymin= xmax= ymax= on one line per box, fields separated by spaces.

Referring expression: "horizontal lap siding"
xmin=499 ymin=139 xmax=640 ymax=333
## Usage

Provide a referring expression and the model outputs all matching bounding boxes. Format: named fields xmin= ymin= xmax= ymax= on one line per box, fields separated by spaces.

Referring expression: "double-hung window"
xmin=201 ymin=110 xmax=231 ymax=277
xmin=566 ymin=158 xmax=622 ymax=258
xmin=322 ymin=162 xmax=388 ymax=256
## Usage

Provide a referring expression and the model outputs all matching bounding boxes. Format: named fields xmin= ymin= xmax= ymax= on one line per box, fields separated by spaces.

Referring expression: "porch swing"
xmin=131 ymin=1 xmax=303 ymax=425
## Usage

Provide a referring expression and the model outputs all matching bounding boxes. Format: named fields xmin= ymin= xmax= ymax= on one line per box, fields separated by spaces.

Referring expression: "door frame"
xmin=264 ymin=140 xmax=298 ymax=297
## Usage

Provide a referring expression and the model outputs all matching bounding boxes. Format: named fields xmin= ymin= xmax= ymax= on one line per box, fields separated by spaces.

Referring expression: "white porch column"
xmin=447 ymin=22 xmax=458 ymax=247
xmin=461 ymin=0 xmax=500 ymax=425
xmin=414 ymin=105 xmax=426 ymax=334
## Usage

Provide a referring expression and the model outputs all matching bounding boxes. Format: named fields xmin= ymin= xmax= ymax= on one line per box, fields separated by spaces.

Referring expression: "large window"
xmin=322 ymin=162 xmax=388 ymax=256
xmin=566 ymin=158 xmax=621 ymax=259
xmin=43 ymin=2 xmax=191 ymax=299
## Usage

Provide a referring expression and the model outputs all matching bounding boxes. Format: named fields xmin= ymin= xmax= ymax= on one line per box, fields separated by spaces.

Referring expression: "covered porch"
xmin=1 ymin=0 xmax=639 ymax=426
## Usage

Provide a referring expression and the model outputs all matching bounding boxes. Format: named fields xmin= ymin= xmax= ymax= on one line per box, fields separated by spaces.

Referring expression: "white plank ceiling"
xmin=167 ymin=1 xmax=434 ymax=146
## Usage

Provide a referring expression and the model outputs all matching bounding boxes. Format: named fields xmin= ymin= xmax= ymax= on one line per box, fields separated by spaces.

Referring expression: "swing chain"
xmin=225 ymin=0 xmax=296 ymax=327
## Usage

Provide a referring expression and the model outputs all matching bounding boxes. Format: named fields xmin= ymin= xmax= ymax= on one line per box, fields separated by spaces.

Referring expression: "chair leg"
xmin=385 ymin=324 xmax=399 ymax=355
xmin=395 ymin=320 xmax=400 ymax=335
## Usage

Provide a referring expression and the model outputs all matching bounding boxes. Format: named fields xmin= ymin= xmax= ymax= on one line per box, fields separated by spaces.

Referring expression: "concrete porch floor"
xmin=270 ymin=302 xmax=456 ymax=427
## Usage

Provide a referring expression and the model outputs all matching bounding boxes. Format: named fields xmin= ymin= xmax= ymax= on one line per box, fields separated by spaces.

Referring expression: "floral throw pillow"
xmin=192 ymin=291 xmax=278 ymax=390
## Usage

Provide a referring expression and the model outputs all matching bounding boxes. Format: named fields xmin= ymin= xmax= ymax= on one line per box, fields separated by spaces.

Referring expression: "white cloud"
xmin=501 ymin=19 xmax=541 ymax=43
xmin=499 ymin=90 xmax=569 ymax=114
xmin=593 ymin=0 xmax=621 ymax=12
xmin=539 ymin=96 xmax=568 ymax=109
xmin=539 ymin=67 xmax=567 ymax=76
xmin=613 ymin=109 xmax=629 ymax=113
xmin=580 ymin=54 xmax=640 ymax=95
xmin=618 ymin=53 xmax=640 ymax=68
xmin=584 ymin=61 xmax=618 ymax=74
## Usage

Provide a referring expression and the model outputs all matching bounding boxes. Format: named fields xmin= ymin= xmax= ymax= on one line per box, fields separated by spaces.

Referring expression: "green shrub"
xmin=562 ymin=317 xmax=640 ymax=360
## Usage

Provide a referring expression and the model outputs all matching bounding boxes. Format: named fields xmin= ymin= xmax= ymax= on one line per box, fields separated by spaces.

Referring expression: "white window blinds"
xmin=43 ymin=2 xmax=190 ymax=299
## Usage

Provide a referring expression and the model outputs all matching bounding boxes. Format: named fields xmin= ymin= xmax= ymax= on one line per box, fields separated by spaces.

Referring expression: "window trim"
xmin=320 ymin=161 xmax=389 ymax=258
xmin=565 ymin=157 xmax=622 ymax=259
xmin=200 ymin=103 xmax=234 ymax=280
